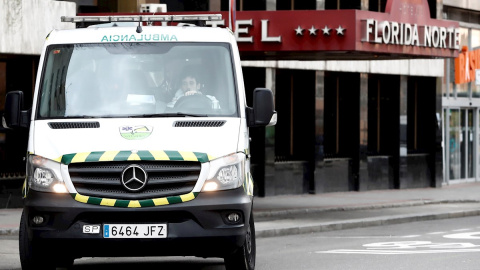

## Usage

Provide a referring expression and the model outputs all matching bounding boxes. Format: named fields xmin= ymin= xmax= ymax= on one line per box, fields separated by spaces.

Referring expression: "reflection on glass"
xmin=468 ymin=110 xmax=474 ymax=178
xmin=472 ymin=29 xmax=480 ymax=49
xmin=461 ymin=110 xmax=466 ymax=178
xmin=447 ymin=58 xmax=455 ymax=97
xmin=449 ymin=109 xmax=461 ymax=180
xmin=454 ymin=28 xmax=470 ymax=98
xmin=472 ymin=29 xmax=480 ymax=97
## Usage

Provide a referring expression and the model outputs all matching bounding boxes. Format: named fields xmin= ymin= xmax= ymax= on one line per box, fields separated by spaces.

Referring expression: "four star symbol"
xmin=295 ymin=26 xmax=304 ymax=36
xmin=295 ymin=25 xmax=345 ymax=36
xmin=322 ymin=26 xmax=331 ymax=35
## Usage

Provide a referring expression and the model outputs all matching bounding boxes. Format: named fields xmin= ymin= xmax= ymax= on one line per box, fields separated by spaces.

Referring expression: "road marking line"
xmin=444 ymin=232 xmax=480 ymax=239
xmin=452 ymin=229 xmax=471 ymax=232
xmin=316 ymin=249 xmax=480 ymax=255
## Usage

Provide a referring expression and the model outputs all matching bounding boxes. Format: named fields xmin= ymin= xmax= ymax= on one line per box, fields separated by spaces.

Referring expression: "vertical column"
xmin=358 ymin=73 xmax=369 ymax=190
xmin=436 ymin=0 xmax=442 ymax=19
xmin=444 ymin=108 xmax=450 ymax=185
xmin=264 ymin=68 xmax=277 ymax=196
xmin=398 ymin=75 xmax=408 ymax=188
xmin=434 ymin=77 xmax=444 ymax=186
xmin=475 ymin=108 xmax=478 ymax=182
xmin=314 ymin=0 xmax=325 ymax=193
xmin=316 ymin=0 xmax=325 ymax=10
xmin=266 ymin=0 xmax=276 ymax=10
xmin=209 ymin=0 xmax=221 ymax=11
xmin=0 ymin=62 xmax=6 ymax=111
xmin=360 ymin=0 xmax=369 ymax=10
xmin=313 ymin=71 xmax=325 ymax=193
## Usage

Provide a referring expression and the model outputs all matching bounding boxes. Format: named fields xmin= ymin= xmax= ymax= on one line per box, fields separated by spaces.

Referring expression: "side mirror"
xmin=3 ymin=91 xmax=30 ymax=129
xmin=247 ymin=88 xmax=277 ymax=127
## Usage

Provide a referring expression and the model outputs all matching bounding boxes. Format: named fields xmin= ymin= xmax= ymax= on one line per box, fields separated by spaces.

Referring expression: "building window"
xmin=274 ymin=69 xmax=315 ymax=162
xmin=323 ymin=72 xmax=360 ymax=159
xmin=275 ymin=0 xmax=316 ymax=10
xmin=407 ymin=77 xmax=436 ymax=154
xmin=325 ymin=0 xmax=361 ymax=10
xmin=368 ymin=75 xmax=399 ymax=156
xmin=368 ymin=0 xmax=387 ymax=12
xmin=221 ymin=0 xmax=266 ymax=11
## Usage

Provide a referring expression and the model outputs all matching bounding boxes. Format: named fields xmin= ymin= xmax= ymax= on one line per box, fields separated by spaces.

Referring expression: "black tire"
xmin=224 ymin=213 xmax=256 ymax=270
xmin=19 ymin=210 xmax=55 ymax=270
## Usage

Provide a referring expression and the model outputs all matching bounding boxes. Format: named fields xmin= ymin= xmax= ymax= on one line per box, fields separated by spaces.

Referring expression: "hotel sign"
xmin=363 ymin=20 xmax=459 ymax=50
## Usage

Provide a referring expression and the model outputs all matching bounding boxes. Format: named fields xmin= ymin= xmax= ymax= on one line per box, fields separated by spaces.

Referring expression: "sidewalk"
xmin=1 ymin=182 xmax=480 ymax=238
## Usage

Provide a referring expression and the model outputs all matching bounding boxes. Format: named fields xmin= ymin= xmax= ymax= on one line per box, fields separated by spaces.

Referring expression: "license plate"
xmin=103 ymin=224 xmax=167 ymax=238
xmin=83 ymin=225 xmax=101 ymax=234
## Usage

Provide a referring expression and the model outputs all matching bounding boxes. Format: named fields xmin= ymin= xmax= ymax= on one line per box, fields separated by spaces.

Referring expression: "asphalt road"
xmin=2 ymin=216 xmax=480 ymax=269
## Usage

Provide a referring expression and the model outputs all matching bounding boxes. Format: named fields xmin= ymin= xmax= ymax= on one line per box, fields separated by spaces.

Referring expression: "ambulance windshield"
xmin=37 ymin=43 xmax=238 ymax=119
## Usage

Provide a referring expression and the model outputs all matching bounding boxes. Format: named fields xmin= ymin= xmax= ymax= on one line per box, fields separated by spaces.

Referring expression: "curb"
xmin=256 ymin=209 xmax=480 ymax=238
xmin=253 ymin=199 xmax=480 ymax=220
xmin=0 ymin=228 xmax=18 ymax=236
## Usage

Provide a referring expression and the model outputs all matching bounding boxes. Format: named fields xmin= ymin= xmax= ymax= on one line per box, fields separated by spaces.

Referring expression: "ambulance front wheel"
xmin=19 ymin=210 xmax=74 ymax=269
xmin=224 ymin=212 xmax=256 ymax=270
xmin=19 ymin=210 xmax=56 ymax=270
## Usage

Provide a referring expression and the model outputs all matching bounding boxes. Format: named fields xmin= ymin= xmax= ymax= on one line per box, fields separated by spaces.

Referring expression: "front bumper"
xmin=23 ymin=188 xmax=252 ymax=258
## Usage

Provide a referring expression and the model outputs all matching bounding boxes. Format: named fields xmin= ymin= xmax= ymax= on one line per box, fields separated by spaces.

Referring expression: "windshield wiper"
xmin=129 ymin=112 xmax=208 ymax=118
xmin=62 ymin=115 xmax=99 ymax=119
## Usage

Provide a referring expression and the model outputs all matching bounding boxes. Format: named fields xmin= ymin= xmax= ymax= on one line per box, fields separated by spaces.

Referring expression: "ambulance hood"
xmin=32 ymin=118 xmax=241 ymax=162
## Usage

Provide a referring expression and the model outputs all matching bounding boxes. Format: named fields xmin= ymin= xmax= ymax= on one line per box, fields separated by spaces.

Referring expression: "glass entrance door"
xmin=448 ymin=109 xmax=461 ymax=180
xmin=445 ymin=108 xmax=476 ymax=182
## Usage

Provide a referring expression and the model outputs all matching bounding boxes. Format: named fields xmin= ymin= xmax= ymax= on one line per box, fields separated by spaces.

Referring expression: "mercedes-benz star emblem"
xmin=121 ymin=164 xmax=148 ymax=192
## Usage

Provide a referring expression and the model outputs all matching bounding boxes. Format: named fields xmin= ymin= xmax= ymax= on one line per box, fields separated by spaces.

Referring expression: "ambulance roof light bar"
xmin=61 ymin=14 xmax=223 ymax=24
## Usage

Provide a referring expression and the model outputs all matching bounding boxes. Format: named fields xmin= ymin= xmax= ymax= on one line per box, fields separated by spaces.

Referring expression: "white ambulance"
xmin=3 ymin=14 xmax=276 ymax=270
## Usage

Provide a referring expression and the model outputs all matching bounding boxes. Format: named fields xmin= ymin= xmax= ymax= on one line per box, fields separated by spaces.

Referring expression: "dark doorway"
xmin=368 ymin=74 xmax=400 ymax=189
xmin=275 ymin=69 xmax=315 ymax=193
xmin=322 ymin=71 xmax=360 ymax=191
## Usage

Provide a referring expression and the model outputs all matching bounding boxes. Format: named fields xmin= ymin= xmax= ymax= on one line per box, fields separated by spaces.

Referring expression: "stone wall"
xmin=0 ymin=0 xmax=76 ymax=55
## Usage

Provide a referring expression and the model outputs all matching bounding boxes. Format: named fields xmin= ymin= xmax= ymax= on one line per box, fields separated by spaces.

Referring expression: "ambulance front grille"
xmin=48 ymin=122 xmax=100 ymax=129
xmin=174 ymin=120 xmax=226 ymax=127
xmin=68 ymin=161 xmax=201 ymax=200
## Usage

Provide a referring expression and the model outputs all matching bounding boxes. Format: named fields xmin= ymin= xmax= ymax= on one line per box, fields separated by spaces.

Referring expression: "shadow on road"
xmin=71 ymin=257 xmax=226 ymax=270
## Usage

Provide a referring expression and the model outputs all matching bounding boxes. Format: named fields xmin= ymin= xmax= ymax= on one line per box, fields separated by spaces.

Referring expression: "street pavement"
xmin=1 ymin=182 xmax=480 ymax=238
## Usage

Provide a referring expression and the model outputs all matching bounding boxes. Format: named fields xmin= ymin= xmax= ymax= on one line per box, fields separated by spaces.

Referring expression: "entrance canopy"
xmin=81 ymin=0 xmax=459 ymax=60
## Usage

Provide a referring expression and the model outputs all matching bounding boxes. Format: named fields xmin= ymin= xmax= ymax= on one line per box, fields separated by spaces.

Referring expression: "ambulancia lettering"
xmin=101 ymin=34 xmax=178 ymax=42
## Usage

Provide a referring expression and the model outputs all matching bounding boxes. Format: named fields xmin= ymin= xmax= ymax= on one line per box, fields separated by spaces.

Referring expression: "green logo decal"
xmin=120 ymin=125 xmax=153 ymax=140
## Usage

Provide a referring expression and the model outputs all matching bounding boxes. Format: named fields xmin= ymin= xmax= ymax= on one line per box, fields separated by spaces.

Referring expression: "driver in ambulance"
xmin=166 ymin=69 xmax=220 ymax=109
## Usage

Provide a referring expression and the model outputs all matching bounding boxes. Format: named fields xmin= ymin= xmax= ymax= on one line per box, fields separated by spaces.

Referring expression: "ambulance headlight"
xmin=202 ymin=153 xmax=245 ymax=192
xmin=27 ymin=155 xmax=67 ymax=193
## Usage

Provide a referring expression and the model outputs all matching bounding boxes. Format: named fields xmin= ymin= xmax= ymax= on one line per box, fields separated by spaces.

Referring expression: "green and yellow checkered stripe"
xmin=71 ymin=192 xmax=199 ymax=208
xmin=55 ymin=150 xmax=215 ymax=165
xmin=243 ymin=172 xmax=254 ymax=196
xmin=22 ymin=179 xmax=28 ymax=198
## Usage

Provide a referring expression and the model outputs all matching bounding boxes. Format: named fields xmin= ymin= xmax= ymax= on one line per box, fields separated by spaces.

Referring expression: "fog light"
xmin=227 ymin=213 xmax=240 ymax=223
xmin=32 ymin=216 xmax=44 ymax=225
xmin=203 ymin=182 xmax=218 ymax=191
xmin=53 ymin=183 xmax=67 ymax=193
